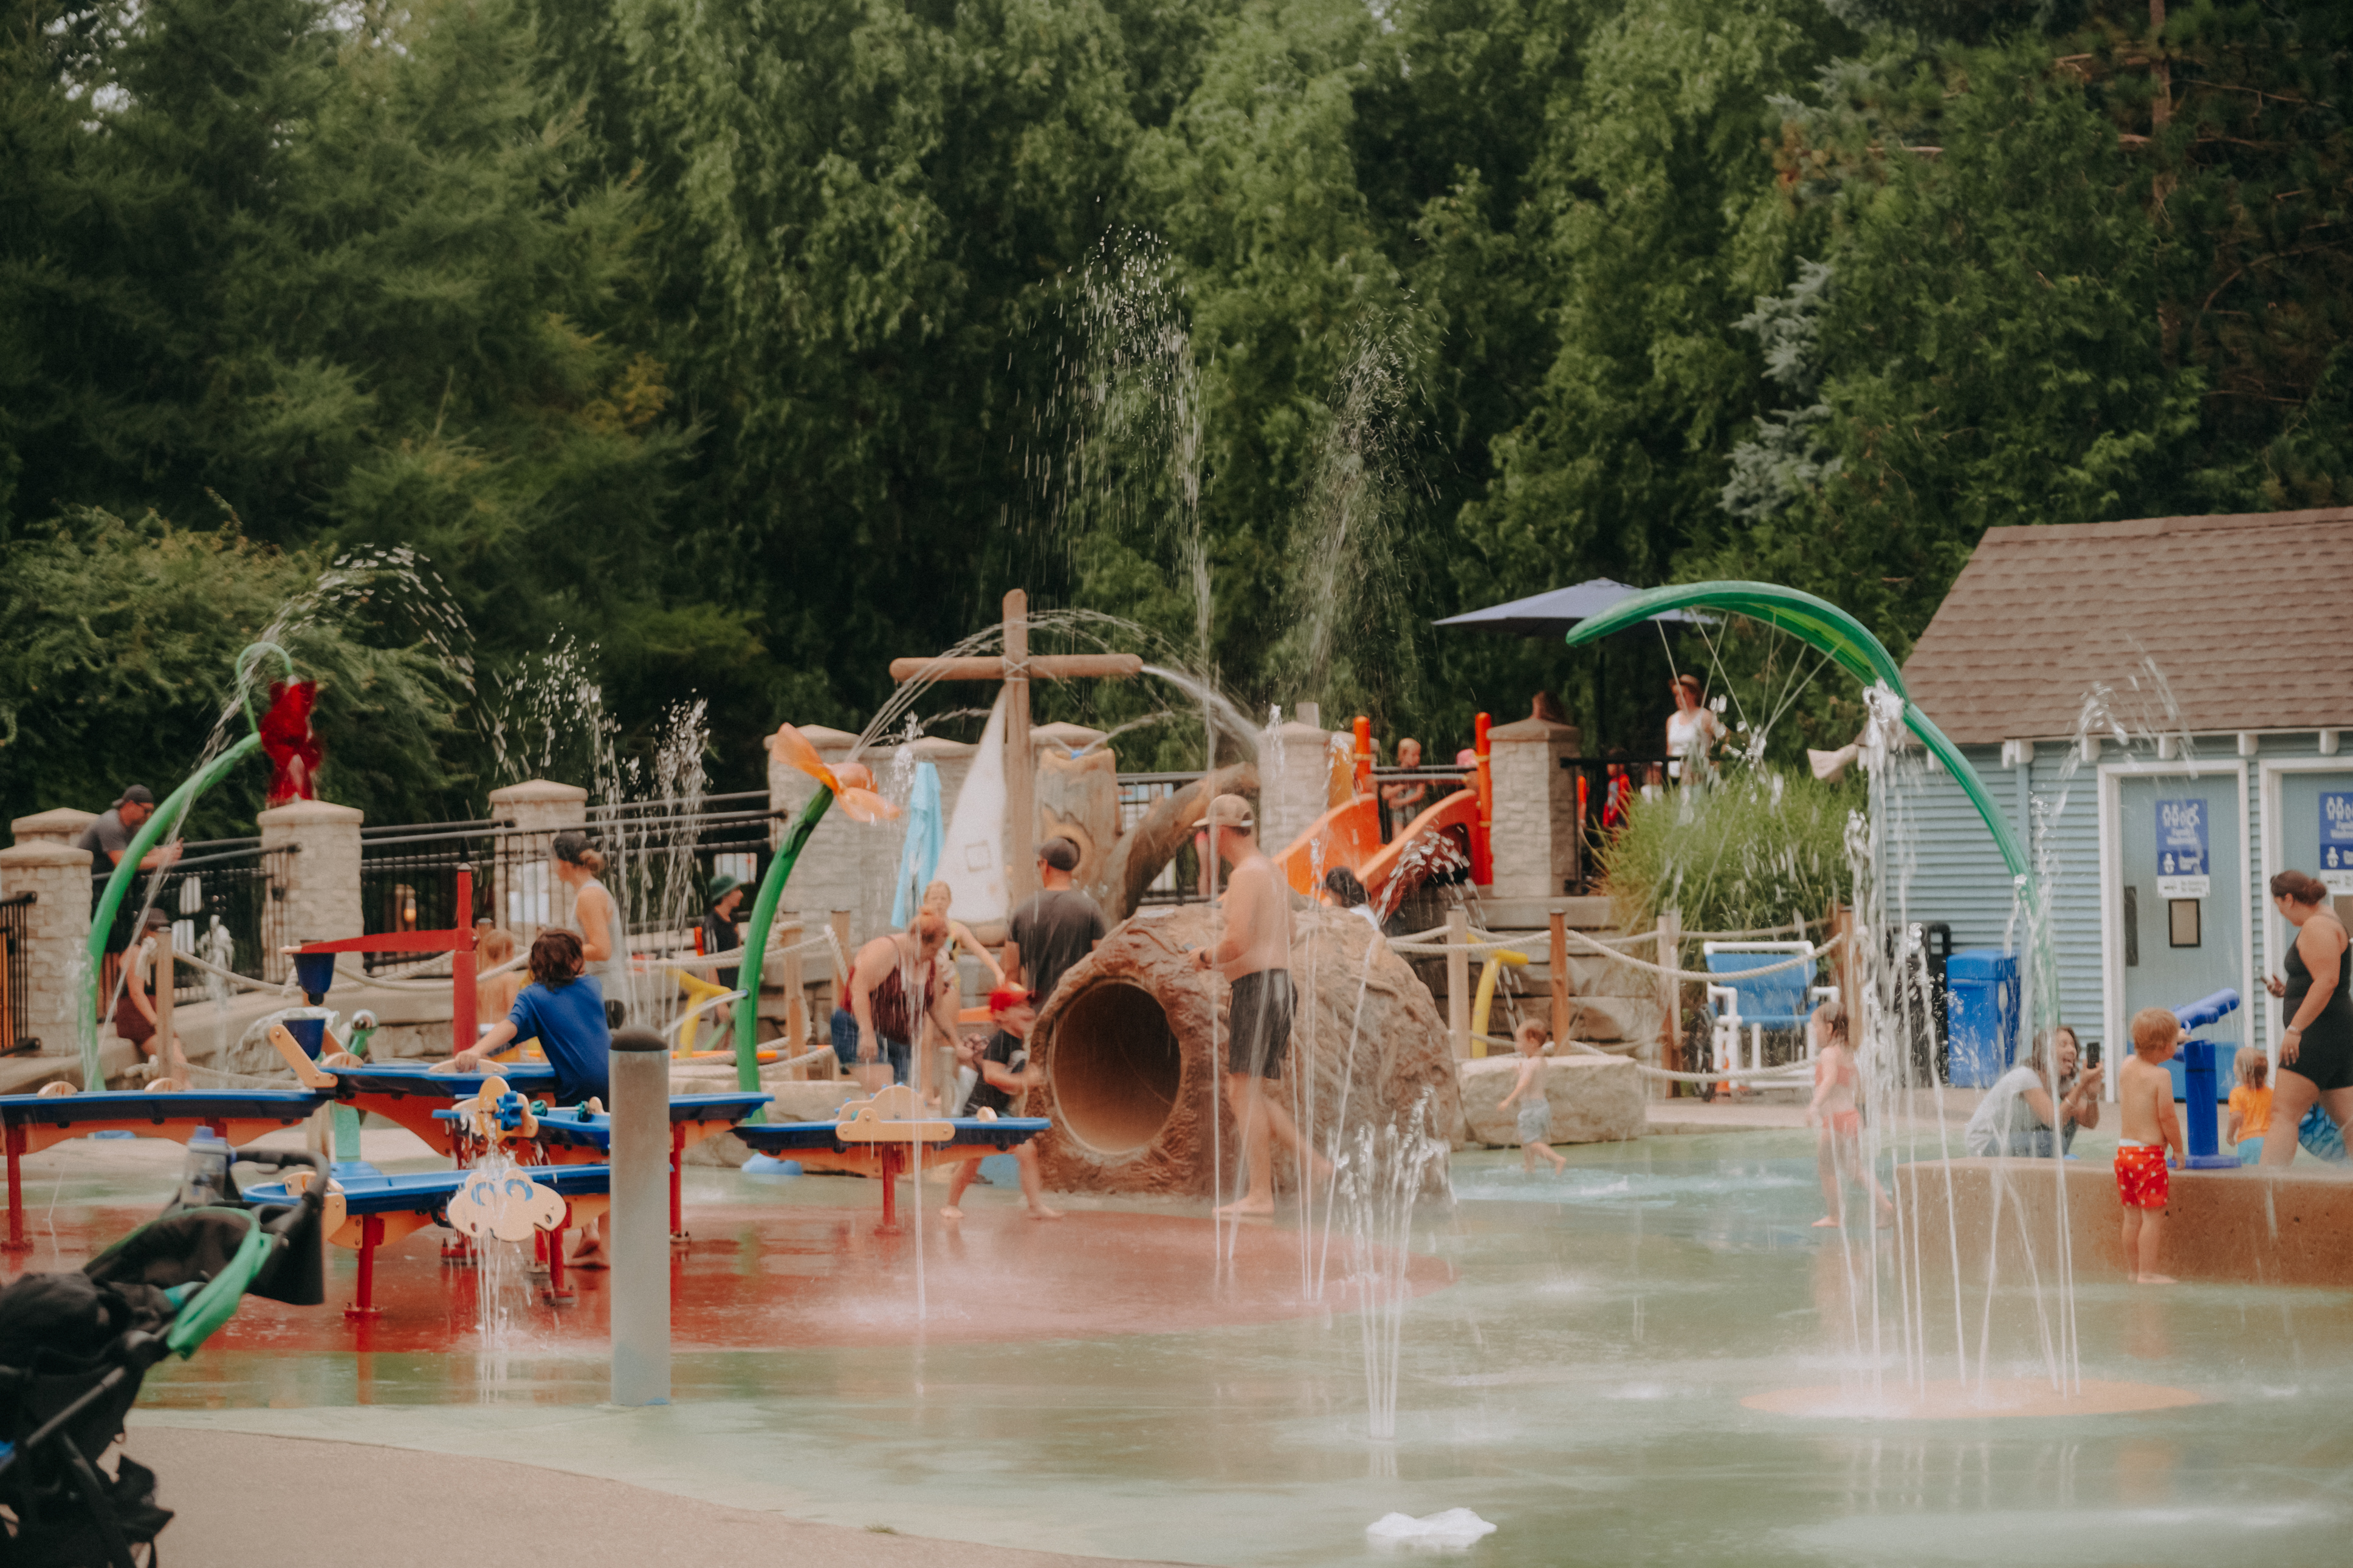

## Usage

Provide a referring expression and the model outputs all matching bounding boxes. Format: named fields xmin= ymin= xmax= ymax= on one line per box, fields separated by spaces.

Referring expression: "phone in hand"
xmin=2085 ymin=1041 xmax=2103 ymax=1069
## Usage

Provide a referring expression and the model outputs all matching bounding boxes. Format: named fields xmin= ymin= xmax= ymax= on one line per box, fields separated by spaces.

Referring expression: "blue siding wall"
xmin=1886 ymin=733 xmax=2335 ymax=1056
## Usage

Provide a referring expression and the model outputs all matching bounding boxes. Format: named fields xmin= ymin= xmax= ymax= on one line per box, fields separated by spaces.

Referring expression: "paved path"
xmin=130 ymin=1428 xmax=1183 ymax=1568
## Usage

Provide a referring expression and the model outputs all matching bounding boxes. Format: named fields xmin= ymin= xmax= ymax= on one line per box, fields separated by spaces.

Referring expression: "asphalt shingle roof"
xmin=1900 ymin=508 xmax=2353 ymax=745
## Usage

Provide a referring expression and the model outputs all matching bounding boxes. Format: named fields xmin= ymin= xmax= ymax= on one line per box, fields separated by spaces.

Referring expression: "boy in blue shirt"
xmin=448 ymin=929 xmax=611 ymax=1105
xmin=442 ymin=929 xmax=614 ymax=1264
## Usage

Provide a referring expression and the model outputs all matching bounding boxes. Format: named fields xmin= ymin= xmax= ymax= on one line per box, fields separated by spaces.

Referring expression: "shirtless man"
xmin=1189 ymin=794 xmax=1330 ymax=1214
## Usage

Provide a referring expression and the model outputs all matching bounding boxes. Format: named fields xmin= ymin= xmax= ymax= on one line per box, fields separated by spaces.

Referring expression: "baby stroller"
xmin=0 ymin=1145 xmax=326 ymax=1566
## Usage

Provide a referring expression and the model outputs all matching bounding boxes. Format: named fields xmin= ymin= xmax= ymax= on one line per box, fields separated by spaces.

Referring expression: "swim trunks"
xmin=2115 ymin=1142 xmax=2169 ymax=1210
xmin=1516 ymin=1099 xmax=1552 ymax=1144
xmin=1226 ymin=969 xmax=1296 ymax=1080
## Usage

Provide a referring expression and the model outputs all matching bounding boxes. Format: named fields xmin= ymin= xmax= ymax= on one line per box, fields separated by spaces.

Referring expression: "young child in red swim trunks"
xmin=2115 ymin=1007 xmax=2187 ymax=1284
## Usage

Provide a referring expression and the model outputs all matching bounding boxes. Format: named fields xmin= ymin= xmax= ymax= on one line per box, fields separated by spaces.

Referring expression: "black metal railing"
xmin=93 ymin=843 xmax=294 ymax=999
xmin=2 ymin=892 xmax=33 ymax=1054
xmin=1116 ymin=772 xmax=1206 ymax=903
xmin=359 ymin=802 xmax=780 ymax=973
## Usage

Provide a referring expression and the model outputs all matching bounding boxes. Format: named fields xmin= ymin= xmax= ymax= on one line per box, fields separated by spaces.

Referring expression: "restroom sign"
xmin=2321 ymin=792 xmax=2353 ymax=894
xmin=2157 ymin=798 xmax=2211 ymax=898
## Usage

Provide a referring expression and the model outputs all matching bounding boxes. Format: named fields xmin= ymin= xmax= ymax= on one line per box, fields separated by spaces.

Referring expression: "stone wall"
xmin=0 ymin=840 xmax=93 ymax=1057
xmin=488 ymin=779 xmax=588 ymax=942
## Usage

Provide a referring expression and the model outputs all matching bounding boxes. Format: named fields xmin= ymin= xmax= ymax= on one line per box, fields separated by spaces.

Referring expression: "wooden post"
xmin=1002 ymin=588 xmax=1036 ymax=911
xmin=1447 ymin=905 xmax=1471 ymax=1061
xmin=153 ymin=931 xmax=184 ymax=1086
xmin=1548 ymin=910 xmax=1568 ymax=1045
xmin=1657 ymin=911 xmax=1682 ymax=1096
xmin=781 ymin=920 xmax=805 ymax=1068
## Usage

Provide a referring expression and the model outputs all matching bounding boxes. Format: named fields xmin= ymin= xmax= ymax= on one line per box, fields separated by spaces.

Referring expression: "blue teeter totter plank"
xmin=326 ymin=1063 xmax=559 ymax=1097
xmin=4 ymin=1087 xmax=336 ymax=1251
xmin=242 ymin=1162 xmax=612 ymax=1216
xmin=0 ymin=1089 xmax=326 ymax=1130
xmin=325 ymin=1063 xmax=560 ymax=1148
xmin=735 ymin=1116 xmax=1050 ymax=1157
xmin=431 ymin=1093 xmax=771 ymax=1155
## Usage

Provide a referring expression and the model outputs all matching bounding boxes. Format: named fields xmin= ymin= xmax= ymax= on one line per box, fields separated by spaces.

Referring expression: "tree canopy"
xmin=3 ymin=0 xmax=2346 ymax=821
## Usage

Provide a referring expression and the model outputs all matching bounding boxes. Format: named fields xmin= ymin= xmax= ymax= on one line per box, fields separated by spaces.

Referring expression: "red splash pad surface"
xmin=7 ymin=1200 xmax=1451 ymax=1354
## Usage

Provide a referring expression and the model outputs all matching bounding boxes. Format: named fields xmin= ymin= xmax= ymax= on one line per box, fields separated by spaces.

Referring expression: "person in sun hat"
xmin=939 ymin=984 xmax=1062 ymax=1222
xmin=1189 ymin=793 xmax=1331 ymax=1216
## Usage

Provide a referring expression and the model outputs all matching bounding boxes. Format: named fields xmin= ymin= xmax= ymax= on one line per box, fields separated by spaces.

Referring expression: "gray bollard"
xmin=609 ymin=1028 xmax=670 ymax=1406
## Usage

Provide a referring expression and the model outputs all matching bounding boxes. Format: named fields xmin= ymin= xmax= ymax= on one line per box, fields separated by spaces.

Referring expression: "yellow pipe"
xmin=1469 ymin=950 xmax=1529 ymax=1056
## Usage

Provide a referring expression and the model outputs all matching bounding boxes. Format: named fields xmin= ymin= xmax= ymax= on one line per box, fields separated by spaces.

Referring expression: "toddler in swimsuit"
xmin=2115 ymin=1007 xmax=2186 ymax=1284
xmin=1805 ymin=1001 xmax=1891 ymax=1230
xmin=1496 ymin=1023 xmax=1565 ymax=1173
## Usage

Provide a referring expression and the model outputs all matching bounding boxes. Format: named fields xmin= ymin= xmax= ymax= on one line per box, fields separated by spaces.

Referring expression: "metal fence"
xmin=1116 ymin=772 xmax=1204 ymax=903
xmin=359 ymin=792 xmax=779 ymax=973
xmin=92 ymin=841 xmax=295 ymax=1000
xmin=1 ymin=892 xmax=31 ymax=1054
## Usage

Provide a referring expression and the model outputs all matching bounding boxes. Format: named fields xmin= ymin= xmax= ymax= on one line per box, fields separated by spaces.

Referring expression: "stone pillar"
xmin=259 ymin=800 xmax=363 ymax=982
xmin=488 ymin=779 xmax=588 ymax=942
xmin=1259 ymin=717 xmax=1335 ymax=860
xmin=0 ymin=841 xmax=94 ymax=1056
xmin=1487 ymin=698 xmax=1584 ymax=901
xmin=9 ymin=808 xmax=97 ymax=849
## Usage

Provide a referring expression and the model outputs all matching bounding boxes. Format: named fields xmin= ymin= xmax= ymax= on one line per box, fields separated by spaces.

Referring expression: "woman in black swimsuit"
xmin=2261 ymin=869 xmax=2353 ymax=1166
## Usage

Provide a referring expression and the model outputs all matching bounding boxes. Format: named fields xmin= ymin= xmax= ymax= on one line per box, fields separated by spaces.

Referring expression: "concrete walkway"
xmin=131 ymin=1428 xmax=1181 ymax=1568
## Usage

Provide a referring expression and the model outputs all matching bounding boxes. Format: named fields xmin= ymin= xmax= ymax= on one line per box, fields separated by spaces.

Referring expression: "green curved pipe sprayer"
xmin=729 ymin=789 xmax=837 ymax=1115
xmin=81 ymin=642 xmax=293 ymax=1087
xmin=1562 ymin=580 xmax=2029 ymax=885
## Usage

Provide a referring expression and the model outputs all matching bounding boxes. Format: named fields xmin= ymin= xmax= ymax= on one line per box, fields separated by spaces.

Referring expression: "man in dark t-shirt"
xmin=1005 ymin=837 xmax=1107 ymax=1008
xmin=941 ymin=985 xmax=1062 ymax=1221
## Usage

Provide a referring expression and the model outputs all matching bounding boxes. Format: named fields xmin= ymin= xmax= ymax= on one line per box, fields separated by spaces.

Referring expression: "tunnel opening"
xmin=1048 ymin=979 xmax=1184 ymax=1156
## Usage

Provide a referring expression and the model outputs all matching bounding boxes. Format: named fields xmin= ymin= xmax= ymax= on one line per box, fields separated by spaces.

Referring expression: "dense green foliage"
xmin=1601 ymin=770 xmax=1861 ymax=935
xmin=3 ymin=0 xmax=2348 ymax=823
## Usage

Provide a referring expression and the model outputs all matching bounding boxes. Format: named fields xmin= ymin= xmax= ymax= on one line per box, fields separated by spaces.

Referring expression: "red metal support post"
xmin=1352 ymin=716 xmax=1375 ymax=798
xmin=347 ymin=1213 xmax=385 ymax=1319
xmin=4 ymin=1122 xmax=27 ymax=1253
xmin=452 ymin=866 xmax=477 ymax=1052
xmin=670 ymin=1124 xmax=687 ymax=1244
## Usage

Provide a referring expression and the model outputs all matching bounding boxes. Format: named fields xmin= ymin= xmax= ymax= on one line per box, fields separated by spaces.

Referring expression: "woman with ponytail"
xmin=552 ymin=829 xmax=625 ymax=1027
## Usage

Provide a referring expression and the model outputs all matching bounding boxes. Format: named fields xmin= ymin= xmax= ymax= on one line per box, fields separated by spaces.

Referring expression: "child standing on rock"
xmin=1498 ymin=1022 xmax=1565 ymax=1174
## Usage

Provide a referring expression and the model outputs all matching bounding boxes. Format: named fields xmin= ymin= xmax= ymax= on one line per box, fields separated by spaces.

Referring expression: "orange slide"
xmin=1273 ymin=787 xmax=1480 ymax=911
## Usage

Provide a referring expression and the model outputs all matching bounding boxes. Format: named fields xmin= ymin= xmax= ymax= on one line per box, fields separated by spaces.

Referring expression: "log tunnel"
xmin=1029 ymin=904 xmax=1462 ymax=1196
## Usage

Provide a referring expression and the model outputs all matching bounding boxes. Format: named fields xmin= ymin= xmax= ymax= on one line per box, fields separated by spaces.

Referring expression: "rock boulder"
xmin=1458 ymin=1054 xmax=1643 ymax=1146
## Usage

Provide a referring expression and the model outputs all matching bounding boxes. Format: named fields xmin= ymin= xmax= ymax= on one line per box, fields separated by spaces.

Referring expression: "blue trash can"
xmin=1944 ymin=948 xmax=2018 ymax=1088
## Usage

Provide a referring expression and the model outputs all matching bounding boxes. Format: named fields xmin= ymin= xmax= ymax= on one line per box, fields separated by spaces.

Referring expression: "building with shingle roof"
xmin=1894 ymin=508 xmax=2353 ymax=1090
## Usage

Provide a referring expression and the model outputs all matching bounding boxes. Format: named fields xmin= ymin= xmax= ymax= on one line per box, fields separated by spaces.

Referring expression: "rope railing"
xmin=1386 ymin=923 xmax=1843 ymax=982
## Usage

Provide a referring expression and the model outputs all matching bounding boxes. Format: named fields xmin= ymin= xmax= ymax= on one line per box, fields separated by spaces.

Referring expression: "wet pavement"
xmin=13 ymin=1130 xmax=2351 ymax=1565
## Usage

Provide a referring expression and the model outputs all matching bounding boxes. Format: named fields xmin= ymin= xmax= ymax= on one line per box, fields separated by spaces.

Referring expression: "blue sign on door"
xmin=2158 ymin=798 xmax=2210 ymax=896
xmin=2322 ymin=792 xmax=2353 ymax=892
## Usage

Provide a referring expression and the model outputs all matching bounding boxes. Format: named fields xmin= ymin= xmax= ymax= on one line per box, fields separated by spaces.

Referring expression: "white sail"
xmin=938 ymin=689 xmax=1009 ymax=925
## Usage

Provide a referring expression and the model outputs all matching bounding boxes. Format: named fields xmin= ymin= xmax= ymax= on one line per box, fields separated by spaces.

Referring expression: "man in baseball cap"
xmin=1189 ymin=793 xmax=1329 ymax=1214
xmin=78 ymin=785 xmax=182 ymax=1001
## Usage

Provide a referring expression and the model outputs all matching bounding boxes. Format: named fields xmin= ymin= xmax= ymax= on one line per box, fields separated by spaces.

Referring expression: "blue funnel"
xmin=282 ymin=1016 xmax=328 ymax=1058
xmin=293 ymin=949 xmax=337 ymax=1003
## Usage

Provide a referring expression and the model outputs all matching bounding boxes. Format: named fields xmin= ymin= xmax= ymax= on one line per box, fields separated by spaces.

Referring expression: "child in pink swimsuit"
xmin=1807 ymin=1002 xmax=1891 ymax=1230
